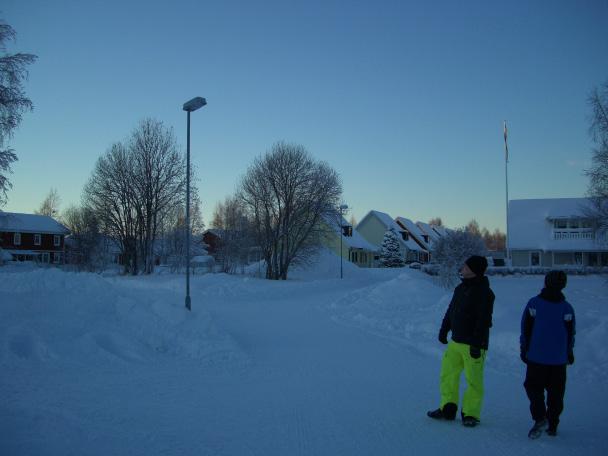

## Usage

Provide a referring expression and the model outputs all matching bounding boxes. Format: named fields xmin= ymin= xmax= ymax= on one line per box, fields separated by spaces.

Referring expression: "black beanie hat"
xmin=465 ymin=255 xmax=488 ymax=277
xmin=545 ymin=270 xmax=567 ymax=290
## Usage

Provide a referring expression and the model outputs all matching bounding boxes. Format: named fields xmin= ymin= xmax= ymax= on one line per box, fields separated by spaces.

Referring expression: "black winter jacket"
xmin=439 ymin=275 xmax=495 ymax=350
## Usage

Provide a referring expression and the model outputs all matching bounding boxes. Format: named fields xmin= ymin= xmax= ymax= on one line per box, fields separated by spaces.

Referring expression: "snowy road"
xmin=1 ymin=267 xmax=606 ymax=455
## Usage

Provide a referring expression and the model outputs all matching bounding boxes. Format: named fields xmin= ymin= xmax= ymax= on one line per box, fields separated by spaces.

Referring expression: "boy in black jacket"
xmin=427 ymin=255 xmax=495 ymax=427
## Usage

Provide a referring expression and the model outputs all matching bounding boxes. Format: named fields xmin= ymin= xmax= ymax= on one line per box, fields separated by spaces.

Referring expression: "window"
xmin=581 ymin=219 xmax=592 ymax=228
xmin=569 ymin=219 xmax=580 ymax=229
xmin=574 ymin=252 xmax=583 ymax=265
xmin=14 ymin=232 xmax=21 ymax=245
xmin=342 ymin=225 xmax=353 ymax=237
xmin=34 ymin=234 xmax=41 ymax=246
xmin=530 ymin=251 xmax=540 ymax=266
xmin=41 ymin=253 xmax=50 ymax=263
xmin=554 ymin=219 xmax=567 ymax=229
xmin=401 ymin=231 xmax=409 ymax=241
xmin=53 ymin=252 xmax=62 ymax=264
xmin=422 ymin=235 xmax=429 ymax=243
xmin=54 ymin=235 xmax=60 ymax=247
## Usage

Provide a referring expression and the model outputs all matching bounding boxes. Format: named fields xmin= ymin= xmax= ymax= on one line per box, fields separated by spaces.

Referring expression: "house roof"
xmin=396 ymin=216 xmax=431 ymax=251
xmin=323 ymin=213 xmax=378 ymax=251
xmin=509 ymin=198 xmax=607 ymax=251
xmin=415 ymin=221 xmax=441 ymax=242
xmin=0 ymin=212 xmax=70 ymax=235
xmin=360 ymin=210 xmax=424 ymax=251
xmin=203 ymin=229 xmax=225 ymax=238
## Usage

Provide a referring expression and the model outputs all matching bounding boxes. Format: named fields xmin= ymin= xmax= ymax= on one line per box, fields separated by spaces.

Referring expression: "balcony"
xmin=553 ymin=230 xmax=594 ymax=241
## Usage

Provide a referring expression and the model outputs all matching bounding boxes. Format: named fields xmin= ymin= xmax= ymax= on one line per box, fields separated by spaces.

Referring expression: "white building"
xmin=509 ymin=198 xmax=608 ymax=267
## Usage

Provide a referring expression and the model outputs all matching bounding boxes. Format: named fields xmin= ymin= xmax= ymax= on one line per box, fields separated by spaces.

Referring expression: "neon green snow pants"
xmin=439 ymin=340 xmax=486 ymax=419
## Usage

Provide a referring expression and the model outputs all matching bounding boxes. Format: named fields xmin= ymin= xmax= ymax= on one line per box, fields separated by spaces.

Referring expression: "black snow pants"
xmin=524 ymin=362 xmax=567 ymax=429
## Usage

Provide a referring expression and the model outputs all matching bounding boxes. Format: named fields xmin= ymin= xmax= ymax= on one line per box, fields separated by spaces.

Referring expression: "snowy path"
xmin=1 ymin=268 xmax=606 ymax=455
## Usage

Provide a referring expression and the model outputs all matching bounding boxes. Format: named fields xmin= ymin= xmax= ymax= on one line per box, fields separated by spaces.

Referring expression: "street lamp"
xmin=183 ymin=96 xmax=206 ymax=311
xmin=338 ymin=204 xmax=348 ymax=279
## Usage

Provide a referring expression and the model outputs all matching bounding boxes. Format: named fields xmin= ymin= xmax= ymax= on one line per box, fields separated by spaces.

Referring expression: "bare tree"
xmin=84 ymin=142 xmax=140 ymax=274
xmin=429 ymin=217 xmax=443 ymax=226
xmin=35 ymin=188 xmax=61 ymax=217
xmin=481 ymin=226 xmax=506 ymax=251
xmin=0 ymin=20 xmax=37 ymax=206
xmin=465 ymin=219 xmax=481 ymax=237
xmin=211 ymin=195 xmax=254 ymax=273
xmin=239 ymin=141 xmax=342 ymax=280
xmin=157 ymin=188 xmax=205 ymax=272
xmin=61 ymin=204 xmax=111 ymax=271
xmin=130 ymin=118 xmax=185 ymax=273
xmin=84 ymin=119 xmax=191 ymax=274
xmin=586 ymin=79 xmax=608 ymax=243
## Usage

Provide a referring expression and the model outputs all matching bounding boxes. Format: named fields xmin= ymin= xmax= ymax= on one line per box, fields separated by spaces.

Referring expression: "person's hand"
xmin=568 ymin=350 xmax=574 ymax=365
xmin=438 ymin=330 xmax=448 ymax=345
xmin=470 ymin=346 xmax=481 ymax=359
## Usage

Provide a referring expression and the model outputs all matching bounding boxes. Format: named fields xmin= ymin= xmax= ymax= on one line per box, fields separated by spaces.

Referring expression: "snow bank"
xmin=0 ymin=268 xmax=248 ymax=369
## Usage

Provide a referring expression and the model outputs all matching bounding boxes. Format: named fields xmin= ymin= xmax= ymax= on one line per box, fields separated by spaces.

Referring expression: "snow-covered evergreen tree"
xmin=379 ymin=228 xmax=405 ymax=268
xmin=433 ymin=228 xmax=486 ymax=288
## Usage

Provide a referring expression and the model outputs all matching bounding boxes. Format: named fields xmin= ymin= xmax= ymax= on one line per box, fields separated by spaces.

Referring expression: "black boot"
xmin=427 ymin=402 xmax=457 ymax=421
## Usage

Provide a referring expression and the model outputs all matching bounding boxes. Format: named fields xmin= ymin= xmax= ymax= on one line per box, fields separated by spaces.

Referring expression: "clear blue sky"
xmin=2 ymin=0 xmax=607 ymax=231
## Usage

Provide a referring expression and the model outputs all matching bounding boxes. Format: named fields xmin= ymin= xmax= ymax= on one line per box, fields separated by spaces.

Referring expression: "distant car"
xmin=409 ymin=262 xmax=422 ymax=269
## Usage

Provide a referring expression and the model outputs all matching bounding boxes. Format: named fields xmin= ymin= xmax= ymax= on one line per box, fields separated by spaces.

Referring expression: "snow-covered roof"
xmin=322 ymin=214 xmax=378 ymax=251
xmin=431 ymin=225 xmax=449 ymax=237
xmin=395 ymin=216 xmax=430 ymax=251
xmin=0 ymin=212 xmax=70 ymax=235
xmin=415 ymin=221 xmax=441 ymax=242
xmin=363 ymin=210 xmax=424 ymax=251
xmin=509 ymin=198 xmax=607 ymax=251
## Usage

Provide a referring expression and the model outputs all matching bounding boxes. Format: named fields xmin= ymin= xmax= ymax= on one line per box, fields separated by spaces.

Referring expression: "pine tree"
xmin=379 ymin=228 xmax=404 ymax=268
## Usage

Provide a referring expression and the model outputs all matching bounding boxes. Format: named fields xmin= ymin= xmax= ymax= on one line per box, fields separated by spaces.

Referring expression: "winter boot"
xmin=528 ymin=419 xmax=548 ymax=439
xmin=462 ymin=416 xmax=480 ymax=427
xmin=546 ymin=424 xmax=558 ymax=436
xmin=427 ymin=402 xmax=457 ymax=421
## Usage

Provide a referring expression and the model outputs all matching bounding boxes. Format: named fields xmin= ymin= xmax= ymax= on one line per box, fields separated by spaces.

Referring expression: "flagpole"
xmin=504 ymin=120 xmax=510 ymax=266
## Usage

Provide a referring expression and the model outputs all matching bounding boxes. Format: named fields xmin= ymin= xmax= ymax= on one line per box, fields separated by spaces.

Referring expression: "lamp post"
xmin=338 ymin=204 xmax=348 ymax=279
xmin=183 ymin=96 xmax=206 ymax=311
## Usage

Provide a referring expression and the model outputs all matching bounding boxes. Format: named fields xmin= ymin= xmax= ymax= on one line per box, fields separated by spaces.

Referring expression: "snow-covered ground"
xmin=1 ymin=254 xmax=607 ymax=455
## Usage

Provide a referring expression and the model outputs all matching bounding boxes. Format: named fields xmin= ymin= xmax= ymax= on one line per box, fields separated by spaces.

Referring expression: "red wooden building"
xmin=0 ymin=212 xmax=70 ymax=264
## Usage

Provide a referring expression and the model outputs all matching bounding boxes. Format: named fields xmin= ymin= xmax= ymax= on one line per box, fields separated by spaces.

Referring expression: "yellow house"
xmin=321 ymin=214 xmax=377 ymax=268
xmin=356 ymin=210 xmax=426 ymax=263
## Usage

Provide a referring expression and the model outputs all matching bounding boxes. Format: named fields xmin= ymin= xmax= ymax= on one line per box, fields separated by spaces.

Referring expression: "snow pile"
xmin=0 ymin=268 xmax=247 ymax=368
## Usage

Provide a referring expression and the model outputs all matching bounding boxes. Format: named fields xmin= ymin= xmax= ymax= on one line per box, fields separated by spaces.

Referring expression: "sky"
xmin=1 ymin=0 xmax=607 ymax=231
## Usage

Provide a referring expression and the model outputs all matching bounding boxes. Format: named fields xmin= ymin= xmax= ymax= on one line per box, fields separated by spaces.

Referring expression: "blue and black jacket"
xmin=520 ymin=288 xmax=576 ymax=366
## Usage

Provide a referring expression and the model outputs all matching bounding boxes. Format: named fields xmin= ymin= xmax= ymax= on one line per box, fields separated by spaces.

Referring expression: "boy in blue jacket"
xmin=520 ymin=270 xmax=575 ymax=439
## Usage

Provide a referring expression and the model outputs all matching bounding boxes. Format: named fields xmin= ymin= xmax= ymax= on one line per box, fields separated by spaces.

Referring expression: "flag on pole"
xmin=503 ymin=120 xmax=509 ymax=163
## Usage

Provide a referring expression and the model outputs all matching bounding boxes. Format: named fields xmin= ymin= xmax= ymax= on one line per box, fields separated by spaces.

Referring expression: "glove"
xmin=438 ymin=330 xmax=448 ymax=345
xmin=520 ymin=347 xmax=527 ymax=364
xmin=470 ymin=346 xmax=481 ymax=359
xmin=568 ymin=350 xmax=574 ymax=365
